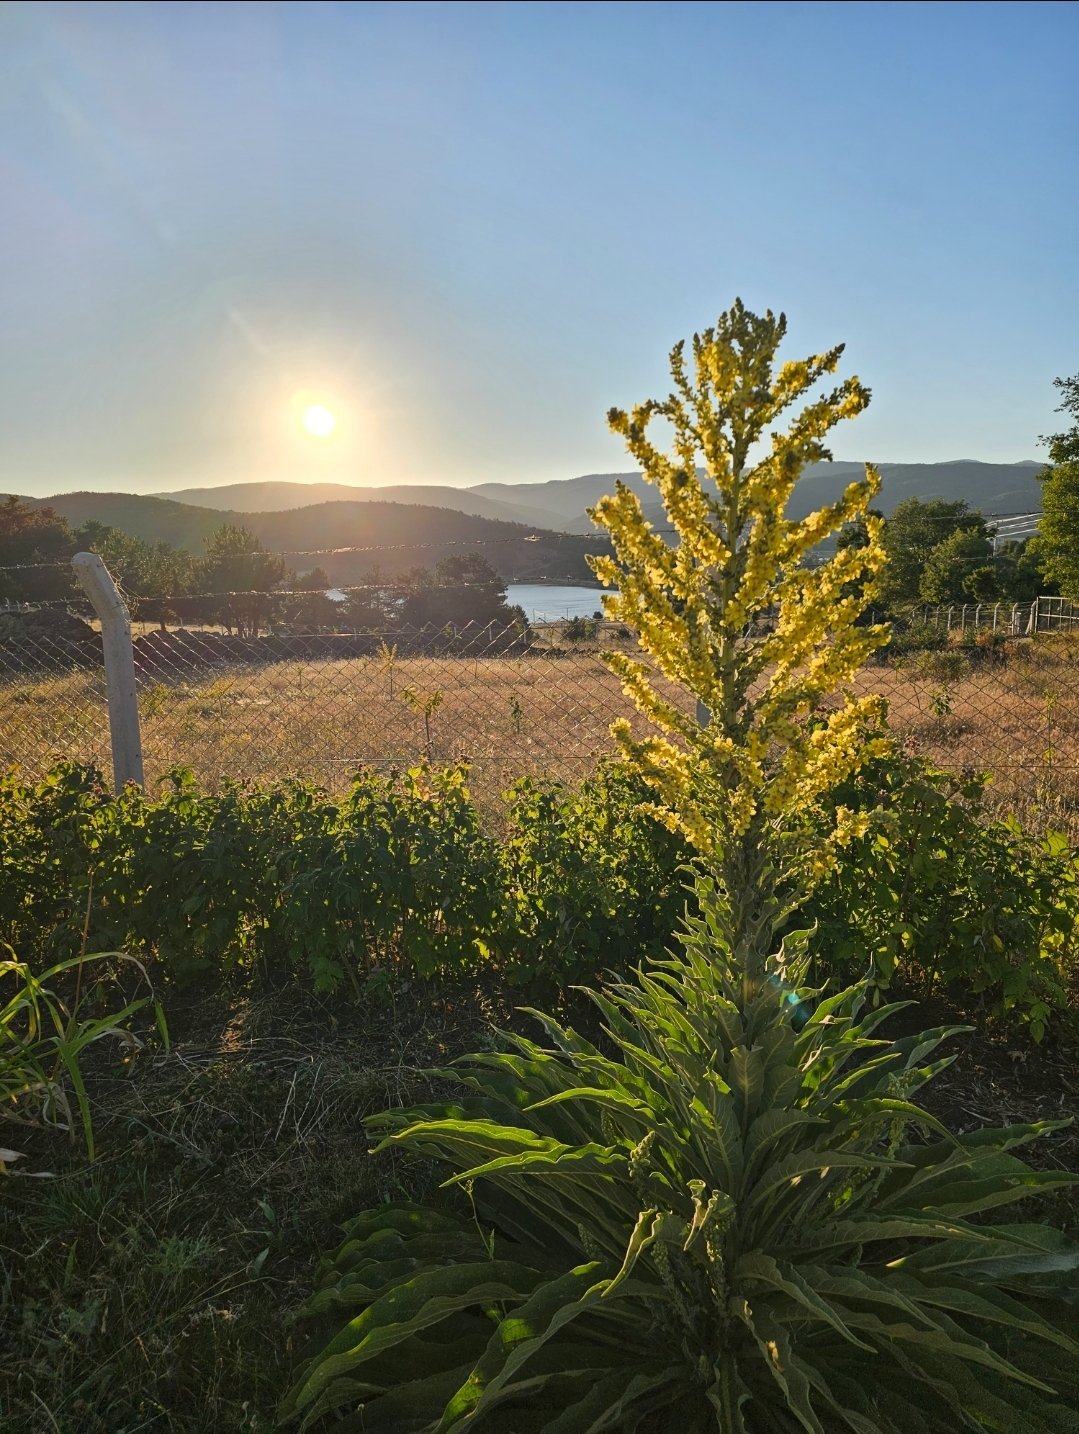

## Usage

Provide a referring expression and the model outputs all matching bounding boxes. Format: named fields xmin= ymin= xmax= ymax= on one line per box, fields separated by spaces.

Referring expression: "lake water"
xmin=506 ymin=584 xmax=613 ymax=620
xmin=325 ymin=583 xmax=615 ymax=620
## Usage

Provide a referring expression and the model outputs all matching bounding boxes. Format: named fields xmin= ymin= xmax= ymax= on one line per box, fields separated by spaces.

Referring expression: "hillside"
xmin=158 ymin=480 xmax=552 ymax=529
xmin=153 ymin=461 xmax=1045 ymax=535
xmin=786 ymin=459 xmax=1045 ymax=522
xmin=21 ymin=460 xmax=1045 ymax=586
xmin=20 ymin=491 xmax=605 ymax=585
xmin=26 ymin=491 xmax=224 ymax=550
xmin=562 ymin=460 xmax=1045 ymax=532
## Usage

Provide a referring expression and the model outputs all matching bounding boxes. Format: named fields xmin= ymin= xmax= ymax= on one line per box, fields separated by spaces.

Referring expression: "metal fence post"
xmin=72 ymin=552 xmax=145 ymax=791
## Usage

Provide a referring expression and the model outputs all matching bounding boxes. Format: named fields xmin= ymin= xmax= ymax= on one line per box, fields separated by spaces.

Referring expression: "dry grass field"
xmin=3 ymin=633 xmax=1079 ymax=825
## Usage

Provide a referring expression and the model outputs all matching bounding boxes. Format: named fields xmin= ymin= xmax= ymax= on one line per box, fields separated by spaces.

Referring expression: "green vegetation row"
xmin=3 ymin=754 xmax=1074 ymax=1036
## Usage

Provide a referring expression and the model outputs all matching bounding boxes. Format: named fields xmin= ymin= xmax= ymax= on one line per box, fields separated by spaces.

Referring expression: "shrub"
xmin=279 ymin=764 xmax=504 ymax=992
xmin=499 ymin=763 xmax=687 ymax=987
xmin=0 ymin=761 xmax=684 ymax=997
xmin=3 ymin=749 xmax=1077 ymax=1033
xmin=881 ymin=621 xmax=949 ymax=659
xmin=905 ymin=648 xmax=971 ymax=684
xmin=808 ymin=753 xmax=1079 ymax=1039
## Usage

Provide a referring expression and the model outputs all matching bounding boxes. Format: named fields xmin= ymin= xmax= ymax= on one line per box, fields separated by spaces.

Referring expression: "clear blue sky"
xmin=2 ymin=0 xmax=1076 ymax=496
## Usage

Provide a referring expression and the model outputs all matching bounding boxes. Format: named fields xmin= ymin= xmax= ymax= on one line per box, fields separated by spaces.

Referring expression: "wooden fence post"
xmin=72 ymin=553 xmax=145 ymax=791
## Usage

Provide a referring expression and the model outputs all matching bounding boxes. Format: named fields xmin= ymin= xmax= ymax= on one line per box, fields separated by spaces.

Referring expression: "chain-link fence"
xmin=3 ymin=597 xmax=1079 ymax=824
xmin=0 ymin=608 xmax=673 ymax=809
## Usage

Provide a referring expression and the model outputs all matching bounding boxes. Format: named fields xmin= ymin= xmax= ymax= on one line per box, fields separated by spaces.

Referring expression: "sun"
xmin=301 ymin=403 xmax=337 ymax=440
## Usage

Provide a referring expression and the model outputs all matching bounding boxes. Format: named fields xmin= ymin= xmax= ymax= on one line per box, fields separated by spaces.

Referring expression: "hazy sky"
xmin=3 ymin=0 xmax=1077 ymax=497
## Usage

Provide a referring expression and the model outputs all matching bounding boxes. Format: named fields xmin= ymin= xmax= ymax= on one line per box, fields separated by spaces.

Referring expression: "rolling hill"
xmin=18 ymin=459 xmax=1045 ymax=590
xmin=159 ymin=480 xmax=554 ymax=529
xmin=155 ymin=461 xmax=1045 ymax=535
xmin=18 ymin=491 xmax=606 ymax=586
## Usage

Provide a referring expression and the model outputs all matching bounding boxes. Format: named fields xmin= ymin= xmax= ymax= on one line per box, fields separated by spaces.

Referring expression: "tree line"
xmin=837 ymin=367 xmax=1077 ymax=612
xmin=0 ymin=499 xmax=525 ymax=637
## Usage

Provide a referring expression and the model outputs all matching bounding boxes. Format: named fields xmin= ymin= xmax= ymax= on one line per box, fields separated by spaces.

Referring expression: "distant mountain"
xmin=156 ymin=462 xmax=1045 ymax=537
xmin=158 ymin=480 xmax=553 ymax=529
xmin=21 ymin=491 xmax=606 ymax=586
xmin=22 ymin=459 xmax=1044 ymax=589
xmin=786 ymin=460 xmax=1045 ymax=522
xmin=28 ymin=491 xmax=224 ymax=549
xmin=562 ymin=461 xmax=1046 ymax=532
xmin=471 ymin=474 xmax=654 ymax=527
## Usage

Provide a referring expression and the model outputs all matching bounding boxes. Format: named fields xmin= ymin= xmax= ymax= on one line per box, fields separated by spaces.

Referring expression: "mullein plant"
xmin=283 ymin=306 xmax=1079 ymax=1434
xmin=590 ymin=298 xmax=889 ymax=887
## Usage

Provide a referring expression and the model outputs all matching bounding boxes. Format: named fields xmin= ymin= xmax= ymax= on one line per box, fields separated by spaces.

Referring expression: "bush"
xmin=1 ymin=758 xmax=1075 ymax=1034
xmin=807 ymin=752 xmax=1079 ymax=1039
xmin=0 ymin=761 xmax=683 ymax=998
xmin=499 ymin=764 xmax=686 ymax=987
xmin=881 ymin=621 xmax=949 ymax=658
xmin=278 ymin=764 xmax=504 ymax=992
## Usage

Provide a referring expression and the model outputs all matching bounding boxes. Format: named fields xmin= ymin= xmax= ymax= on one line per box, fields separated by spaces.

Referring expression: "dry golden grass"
xmin=3 ymin=635 xmax=1079 ymax=825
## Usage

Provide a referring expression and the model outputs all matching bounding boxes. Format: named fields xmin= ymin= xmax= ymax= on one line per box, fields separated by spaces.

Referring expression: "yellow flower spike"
xmin=587 ymin=300 xmax=891 ymax=876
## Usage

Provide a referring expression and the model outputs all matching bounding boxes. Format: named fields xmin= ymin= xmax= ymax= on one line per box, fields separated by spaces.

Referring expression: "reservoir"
xmin=325 ymin=583 xmax=617 ymax=621
xmin=506 ymin=583 xmax=614 ymax=620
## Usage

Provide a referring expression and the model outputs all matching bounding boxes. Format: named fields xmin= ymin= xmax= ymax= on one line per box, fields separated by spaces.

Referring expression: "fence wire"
xmin=2 ymin=606 xmax=1079 ymax=825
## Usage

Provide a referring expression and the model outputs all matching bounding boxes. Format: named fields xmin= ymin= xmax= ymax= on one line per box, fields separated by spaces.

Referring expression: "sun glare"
xmin=302 ymin=403 xmax=337 ymax=440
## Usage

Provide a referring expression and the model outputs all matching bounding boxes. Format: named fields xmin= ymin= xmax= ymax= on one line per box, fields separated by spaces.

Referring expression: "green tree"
xmin=996 ymin=537 xmax=1052 ymax=603
xmin=0 ymin=496 xmax=77 ymax=603
xmin=293 ymin=565 xmax=332 ymax=592
xmin=200 ymin=524 xmax=286 ymax=637
xmin=878 ymin=497 xmax=990 ymax=608
xmin=1031 ymin=372 xmax=1079 ymax=598
xmin=917 ymin=525 xmax=994 ymax=604
xmin=400 ymin=553 xmax=518 ymax=630
xmin=341 ymin=589 xmax=394 ymax=631
xmin=75 ymin=522 xmax=197 ymax=627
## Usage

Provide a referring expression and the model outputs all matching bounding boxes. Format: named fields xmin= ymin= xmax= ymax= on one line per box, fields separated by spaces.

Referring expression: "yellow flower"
xmin=589 ymin=300 xmax=890 ymax=868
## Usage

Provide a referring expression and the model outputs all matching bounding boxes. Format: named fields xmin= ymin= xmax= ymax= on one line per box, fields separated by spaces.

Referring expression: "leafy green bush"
xmin=0 ymin=761 xmax=683 ymax=997
xmin=809 ymin=753 xmax=1079 ymax=1039
xmin=279 ymin=764 xmax=504 ymax=992
xmin=1 ymin=758 xmax=1076 ymax=1033
xmin=0 ymin=762 xmax=120 ymax=963
xmin=284 ymin=878 xmax=1079 ymax=1433
xmin=498 ymin=764 xmax=687 ymax=987
xmin=880 ymin=621 xmax=949 ymax=658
